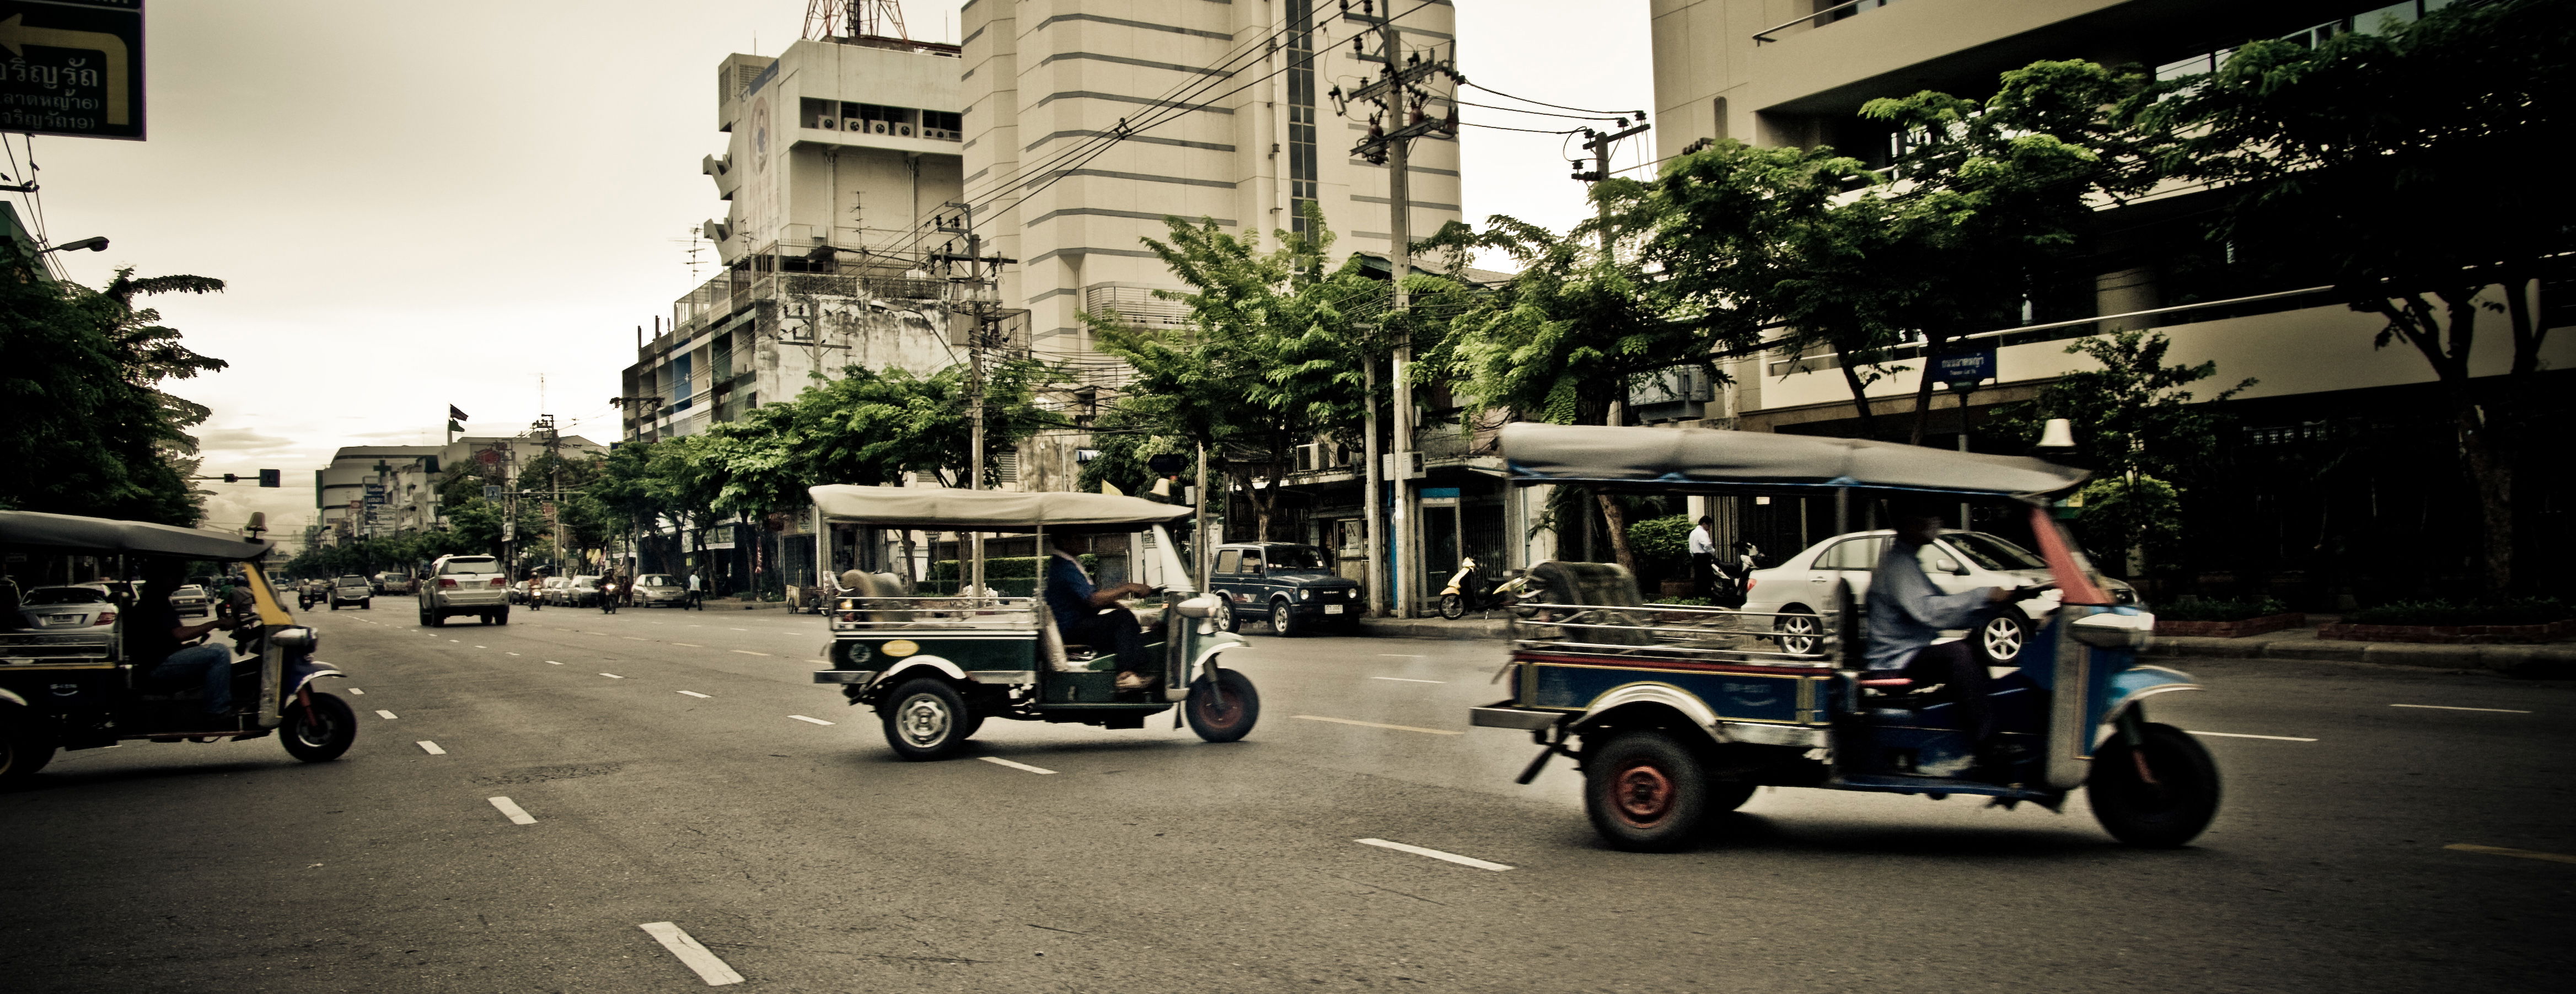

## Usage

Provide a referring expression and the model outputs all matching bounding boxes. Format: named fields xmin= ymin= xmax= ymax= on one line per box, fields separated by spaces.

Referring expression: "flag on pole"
xmin=449 ymin=405 xmax=469 ymax=422
xmin=446 ymin=420 xmax=464 ymax=433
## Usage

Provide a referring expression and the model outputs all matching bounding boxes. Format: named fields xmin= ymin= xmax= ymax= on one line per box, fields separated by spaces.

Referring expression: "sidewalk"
xmin=2149 ymin=625 xmax=2576 ymax=677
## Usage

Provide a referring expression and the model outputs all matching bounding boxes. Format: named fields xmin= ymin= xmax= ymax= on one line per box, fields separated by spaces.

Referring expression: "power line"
xmin=1444 ymin=98 xmax=1630 ymax=121
xmin=1457 ymin=120 xmax=1585 ymax=135
xmin=1461 ymin=80 xmax=1639 ymax=118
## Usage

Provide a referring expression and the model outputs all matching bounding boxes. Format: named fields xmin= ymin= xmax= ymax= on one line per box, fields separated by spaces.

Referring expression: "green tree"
xmin=2140 ymin=0 xmax=2572 ymax=592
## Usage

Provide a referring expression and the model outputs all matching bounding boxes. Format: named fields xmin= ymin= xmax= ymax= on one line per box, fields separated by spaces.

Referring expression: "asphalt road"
xmin=4 ymin=602 xmax=2570 ymax=993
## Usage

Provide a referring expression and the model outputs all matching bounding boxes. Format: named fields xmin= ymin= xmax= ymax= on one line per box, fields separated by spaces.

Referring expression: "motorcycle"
xmin=598 ymin=581 xmax=619 ymax=614
xmin=1439 ymin=557 xmax=1542 ymax=620
xmin=1707 ymin=541 xmax=1764 ymax=609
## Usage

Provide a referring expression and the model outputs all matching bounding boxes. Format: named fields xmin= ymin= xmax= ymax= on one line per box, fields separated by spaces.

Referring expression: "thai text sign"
xmin=1934 ymin=348 xmax=1995 ymax=387
xmin=0 ymin=1 xmax=144 ymax=141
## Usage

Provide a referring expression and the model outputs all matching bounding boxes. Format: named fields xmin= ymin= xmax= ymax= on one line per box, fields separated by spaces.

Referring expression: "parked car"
xmin=1206 ymin=542 xmax=1362 ymax=637
xmin=564 ymin=575 xmax=603 ymax=608
xmin=633 ymin=573 xmax=690 ymax=608
xmin=1739 ymin=528 xmax=2139 ymax=665
xmin=328 ymin=575 xmax=373 ymax=610
xmin=538 ymin=576 xmax=573 ymax=606
xmin=420 ymin=554 xmax=509 ymax=626
xmin=13 ymin=585 xmax=120 ymax=642
xmin=170 ymin=584 xmax=213 ymax=619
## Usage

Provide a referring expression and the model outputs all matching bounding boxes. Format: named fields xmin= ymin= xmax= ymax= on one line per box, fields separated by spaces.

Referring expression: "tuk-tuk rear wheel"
xmin=0 ymin=710 xmax=55 ymax=785
xmin=1584 ymin=732 xmax=1715 ymax=852
xmin=2088 ymin=721 xmax=2220 ymax=848
xmin=282 ymin=692 xmax=356 ymax=762
xmin=881 ymin=678 xmax=970 ymax=761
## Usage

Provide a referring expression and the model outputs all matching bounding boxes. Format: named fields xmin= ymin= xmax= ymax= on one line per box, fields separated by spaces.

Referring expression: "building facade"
xmin=1646 ymin=0 xmax=2573 ymax=602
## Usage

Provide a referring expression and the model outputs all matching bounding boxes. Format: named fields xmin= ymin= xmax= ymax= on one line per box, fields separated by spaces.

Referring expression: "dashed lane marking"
xmin=374 ymin=710 xmax=398 ymax=720
xmin=2446 ymin=843 xmax=2576 ymax=865
xmin=416 ymin=740 xmax=446 ymax=755
xmin=2187 ymin=730 xmax=2316 ymax=742
xmin=1372 ymin=677 xmax=1446 ymax=684
xmin=475 ymin=645 xmax=488 ymax=648
xmin=1293 ymin=714 xmax=1462 ymax=735
xmin=2392 ymin=703 xmax=2532 ymax=714
xmin=727 ymin=627 xmax=747 ymax=631
xmin=1377 ymin=654 xmax=1426 ymax=658
xmin=1355 ymin=838 xmax=1512 ymax=871
xmin=622 ymin=636 xmax=650 ymax=641
xmin=980 ymin=756 xmax=1056 ymax=775
xmin=347 ymin=688 xmax=364 ymax=695
xmin=546 ymin=660 xmax=562 ymax=665
xmin=506 ymin=652 xmax=520 ymax=656
xmin=674 ymin=642 xmax=704 ymax=647
xmin=788 ymin=714 xmax=834 ymax=726
xmin=677 ymin=691 xmax=711 ymax=699
xmin=638 ymin=921 xmax=745 ymax=986
xmin=733 ymin=650 xmax=771 ymax=657
xmin=600 ymin=673 xmax=625 ymax=679
xmin=487 ymin=796 xmax=538 ymax=825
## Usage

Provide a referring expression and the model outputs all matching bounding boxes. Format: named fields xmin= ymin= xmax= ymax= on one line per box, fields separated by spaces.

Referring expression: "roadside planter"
xmin=2155 ymin=613 xmax=2305 ymax=638
xmin=2318 ymin=619 xmax=2575 ymax=644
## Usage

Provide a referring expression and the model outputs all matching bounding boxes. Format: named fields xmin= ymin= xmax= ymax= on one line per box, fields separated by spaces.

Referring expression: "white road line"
xmin=727 ymin=627 xmax=747 ymax=631
xmin=980 ymin=756 xmax=1057 ymax=775
xmin=416 ymin=740 xmax=446 ymax=755
xmin=546 ymin=660 xmax=562 ymax=665
xmin=374 ymin=710 xmax=398 ymax=720
xmin=1372 ymin=676 xmax=1446 ymax=684
xmin=506 ymin=652 xmax=520 ymax=656
xmin=673 ymin=642 xmax=704 ymax=647
xmin=2391 ymin=703 xmax=2531 ymax=714
xmin=600 ymin=673 xmax=625 ymax=679
xmin=347 ymin=688 xmax=364 ymax=695
xmin=1293 ymin=714 xmax=1462 ymax=735
xmin=449 ymin=640 xmax=461 ymax=643
xmin=474 ymin=645 xmax=488 ymax=648
xmin=2187 ymin=730 xmax=2317 ymax=742
xmin=638 ymin=921 xmax=745 ymax=986
xmin=677 ymin=690 xmax=711 ymax=699
xmin=486 ymin=796 xmax=537 ymax=825
xmin=1377 ymin=653 xmax=1426 ymax=658
xmin=1355 ymin=838 xmax=1512 ymax=871
xmin=733 ymin=650 xmax=771 ymax=657
xmin=788 ymin=714 xmax=834 ymax=726
xmin=622 ymin=636 xmax=649 ymax=641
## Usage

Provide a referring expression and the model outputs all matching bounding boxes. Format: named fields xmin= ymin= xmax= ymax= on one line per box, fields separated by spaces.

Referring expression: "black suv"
xmin=1209 ymin=542 xmax=1361 ymax=636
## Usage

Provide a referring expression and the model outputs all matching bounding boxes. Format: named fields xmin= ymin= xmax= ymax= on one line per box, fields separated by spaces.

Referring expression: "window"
xmin=1944 ymin=533 xmax=2044 ymax=571
xmin=1215 ymin=550 xmax=1243 ymax=574
xmin=1820 ymin=537 xmax=1884 ymax=570
xmin=1285 ymin=0 xmax=1319 ymax=233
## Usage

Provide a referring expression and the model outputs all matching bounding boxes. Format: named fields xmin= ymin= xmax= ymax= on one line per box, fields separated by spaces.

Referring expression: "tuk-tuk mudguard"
xmin=285 ymin=659 xmax=346 ymax=695
xmin=2035 ymin=604 xmax=2168 ymax=790
xmin=0 ymin=688 xmax=25 ymax=708
xmin=1572 ymin=683 xmax=1724 ymax=748
xmin=2091 ymin=664 xmax=2202 ymax=749
xmin=1166 ymin=632 xmax=1249 ymax=702
xmin=871 ymin=655 xmax=968 ymax=690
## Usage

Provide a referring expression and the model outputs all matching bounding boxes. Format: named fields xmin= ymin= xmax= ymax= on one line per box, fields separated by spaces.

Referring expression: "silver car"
xmin=1739 ymin=528 xmax=2138 ymax=665
xmin=631 ymin=574 xmax=690 ymax=608
xmin=329 ymin=574 xmax=373 ymax=610
xmin=421 ymin=555 xmax=511 ymax=627
xmin=169 ymin=584 xmax=213 ymax=619
xmin=16 ymin=585 xmax=120 ymax=633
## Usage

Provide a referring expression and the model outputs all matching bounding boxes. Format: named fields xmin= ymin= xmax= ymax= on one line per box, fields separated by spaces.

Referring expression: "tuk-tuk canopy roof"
xmin=1495 ymin=423 xmax=2089 ymax=498
xmin=0 ymin=510 xmax=275 ymax=560
xmin=808 ymin=485 xmax=1193 ymax=531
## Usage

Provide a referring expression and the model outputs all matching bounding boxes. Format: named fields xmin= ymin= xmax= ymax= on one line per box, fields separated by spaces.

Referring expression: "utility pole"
xmin=1571 ymin=119 xmax=1649 ymax=562
xmin=933 ymin=202 xmax=1017 ymax=598
xmin=1340 ymin=0 xmax=1459 ymax=617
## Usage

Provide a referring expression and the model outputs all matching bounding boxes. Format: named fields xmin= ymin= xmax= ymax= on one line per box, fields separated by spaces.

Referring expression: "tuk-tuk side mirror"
xmin=1173 ymin=595 xmax=1219 ymax=619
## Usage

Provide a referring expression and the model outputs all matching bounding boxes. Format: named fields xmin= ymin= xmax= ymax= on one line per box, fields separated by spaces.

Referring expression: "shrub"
xmin=1627 ymin=515 xmax=1694 ymax=561
xmin=2342 ymin=598 xmax=2570 ymax=627
xmin=2157 ymin=595 xmax=2289 ymax=622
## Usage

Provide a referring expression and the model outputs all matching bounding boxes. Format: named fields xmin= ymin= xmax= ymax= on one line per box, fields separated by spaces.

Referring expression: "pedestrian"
xmin=1688 ymin=515 xmax=1718 ymax=600
xmin=686 ymin=570 xmax=702 ymax=609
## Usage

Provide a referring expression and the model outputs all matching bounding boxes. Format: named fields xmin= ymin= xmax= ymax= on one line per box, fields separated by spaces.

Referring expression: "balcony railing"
xmin=1753 ymin=0 xmax=1902 ymax=45
xmin=1763 ymin=281 xmax=2348 ymax=378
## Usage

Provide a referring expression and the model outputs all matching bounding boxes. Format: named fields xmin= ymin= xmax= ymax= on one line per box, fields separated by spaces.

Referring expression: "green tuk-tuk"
xmin=808 ymin=485 xmax=1259 ymax=760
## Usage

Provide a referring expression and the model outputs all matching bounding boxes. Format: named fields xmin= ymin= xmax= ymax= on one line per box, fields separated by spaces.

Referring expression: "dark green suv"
xmin=1208 ymin=543 xmax=1361 ymax=636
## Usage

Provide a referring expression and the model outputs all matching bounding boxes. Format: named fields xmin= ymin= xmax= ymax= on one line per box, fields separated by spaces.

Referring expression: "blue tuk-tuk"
xmin=1468 ymin=425 xmax=2215 ymax=851
xmin=807 ymin=485 xmax=1258 ymax=760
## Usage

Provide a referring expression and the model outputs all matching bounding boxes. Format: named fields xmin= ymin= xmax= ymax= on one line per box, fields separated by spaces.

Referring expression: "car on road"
xmin=328 ymin=575 xmax=373 ymax=610
xmin=12 ymin=586 xmax=120 ymax=647
xmin=419 ymin=555 xmax=509 ymax=626
xmin=534 ymin=576 xmax=572 ymax=606
xmin=562 ymin=575 xmax=604 ymax=608
xmin=1740 ymin=528 xmax=2139 ymax=665
xmin=632 ymin=573 xmax=690 ymax=608
xmin=1207 ymin=542 xmax=1362 ymax=636
xmin=170 ymin=584 xmax=213 ymax=619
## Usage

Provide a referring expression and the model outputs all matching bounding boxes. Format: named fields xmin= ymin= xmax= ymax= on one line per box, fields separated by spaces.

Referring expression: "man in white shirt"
xmin=1687 ymin=516 xmax=1717 ymax=600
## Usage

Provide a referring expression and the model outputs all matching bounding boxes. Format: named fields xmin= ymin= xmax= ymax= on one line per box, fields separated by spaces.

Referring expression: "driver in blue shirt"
xmin=1044 ymin=538 xmax=1160 ymax=691
xmin=1867 ymin=499 xmax=2046 ymax=773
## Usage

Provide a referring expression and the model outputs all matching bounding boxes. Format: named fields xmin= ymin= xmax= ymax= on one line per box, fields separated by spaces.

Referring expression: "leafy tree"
xmin=0 ymin=245 xmax=228 ymax=524
xmin=2140 ymin=0 xmax=2573 ymax=592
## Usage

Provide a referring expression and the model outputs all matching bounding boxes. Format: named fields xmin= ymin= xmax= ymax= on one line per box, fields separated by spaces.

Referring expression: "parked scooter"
xmin=1439 ymin=557 xmax=1542 ymax=620
xmin=1707 ymin=541 xmax=1764 ymax=609
xmin=598 ymin=581 xmax=619 ymax=614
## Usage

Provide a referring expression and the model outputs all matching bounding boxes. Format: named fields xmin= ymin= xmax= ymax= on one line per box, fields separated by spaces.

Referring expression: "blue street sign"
xmin=1420 ymin=487 xmax=1461 ymax=499
xmin=1935 ymin=348 xmax=1996 ymax=386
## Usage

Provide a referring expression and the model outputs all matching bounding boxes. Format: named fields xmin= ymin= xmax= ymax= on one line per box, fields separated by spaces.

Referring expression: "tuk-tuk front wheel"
xmin=1185 ymin=668 xmax=1260 ymax=743
xmin=2088 ymin=721 xmax=2220 ymax=848
xmin=282 ymin=692 xmax=356 ymax=762
xmin=1584 ymin=732 xmax=1724 ymax=852
xmin=881 ymin=678 xmax=971 ymax=761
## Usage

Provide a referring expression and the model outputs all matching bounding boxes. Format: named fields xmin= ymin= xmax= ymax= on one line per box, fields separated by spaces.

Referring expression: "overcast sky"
xmin=28 ymin=1 xmax=1655 ymax=541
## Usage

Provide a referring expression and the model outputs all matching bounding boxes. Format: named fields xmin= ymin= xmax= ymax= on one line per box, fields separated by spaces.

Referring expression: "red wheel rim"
xmin=1609 ymin=760 xmax=1676 ymax=828
xmin=1194 ymin=687 xmax=1242 ymax=729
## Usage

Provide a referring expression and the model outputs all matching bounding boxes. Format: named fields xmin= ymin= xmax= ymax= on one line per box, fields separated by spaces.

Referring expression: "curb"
xmin=2151 ymin=635 xmax=2576 ymax=677
xmin=1356 ymin=617 xmax=1511 ymax=641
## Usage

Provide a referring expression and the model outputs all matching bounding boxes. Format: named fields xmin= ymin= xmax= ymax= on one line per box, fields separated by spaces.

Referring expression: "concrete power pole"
xmin=934 ymin=202 xmax=1016 ymax=598
xmin=1341 ymin=2 xmax=1458 ymax=617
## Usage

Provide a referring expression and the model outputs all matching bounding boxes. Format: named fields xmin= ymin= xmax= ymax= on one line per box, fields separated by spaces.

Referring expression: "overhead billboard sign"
xmin=0 ymin=1 xmax=145 ymax=141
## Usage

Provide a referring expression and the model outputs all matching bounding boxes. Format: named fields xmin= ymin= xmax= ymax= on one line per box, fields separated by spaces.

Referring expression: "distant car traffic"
xmin=14 ymin=585 xmax=120 ymax=641
xmin=632 ymin=573 xmax=690 ymax=608
xmin=170 ymin=584 xmax=213 ymax=619
xmin=329 ymin=575 xmax=374 ymax=610
xmin=538 ymin=576 xmax=572 ymax=606
xmin=1739 ymin=528 xmax=2139 ymax=665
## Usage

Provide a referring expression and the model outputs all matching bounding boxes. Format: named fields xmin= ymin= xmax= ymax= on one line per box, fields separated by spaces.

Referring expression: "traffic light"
xmin=222 ymin=473 xmax=239 ymax=483
xmin=259 ymin=469 xmax=281 ymax=487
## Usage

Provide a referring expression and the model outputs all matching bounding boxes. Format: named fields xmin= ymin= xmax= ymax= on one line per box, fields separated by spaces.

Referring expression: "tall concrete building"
xmin=624 ymin=30 xmax=971 ymax=444
xmin=1646 ymin=0 xmax=2572 ymax=600
xmin=959 ymin=0 xmax=1462 ymax=364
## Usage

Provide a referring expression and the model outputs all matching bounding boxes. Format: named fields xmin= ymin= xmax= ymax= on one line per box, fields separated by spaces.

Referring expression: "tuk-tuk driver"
xmin=132 ymin=560 xmax=240 ymax=719
xmin=1867 ymin=499 xmax=2045 ymax=770
xmin=1043 ymin=536 xmax=1160 ymax=692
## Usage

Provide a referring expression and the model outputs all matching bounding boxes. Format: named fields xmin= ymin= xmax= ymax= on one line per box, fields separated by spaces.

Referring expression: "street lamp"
xmin=40 ymin=236 xmax=108 ymax=254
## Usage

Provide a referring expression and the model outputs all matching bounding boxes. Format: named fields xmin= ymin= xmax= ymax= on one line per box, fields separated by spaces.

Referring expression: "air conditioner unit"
xmin=925 ymin=128 xmax=959 ymax=141
xmin=816 ymin=116 xmax=838 ymax=130
xmin=867 ymin=120 xmax=890 ymax=135
xmin=1380 ymin=452 xmax=1426 ymax=481
xmin=895 ymin=123 xmax=915 ymax=137
xmin=843 ymin=118 xmax=865 ymax=132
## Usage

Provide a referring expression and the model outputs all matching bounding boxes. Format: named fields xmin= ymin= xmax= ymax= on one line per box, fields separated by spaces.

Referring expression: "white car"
xmin=1739 ymin=529 xmax=2138 ymax=665
xmin=15 ymin=585 xmax=120 ymax=632
xmin=169 ymin=584 xmax=214 ymax=619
